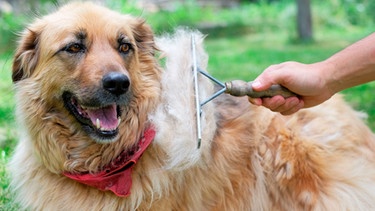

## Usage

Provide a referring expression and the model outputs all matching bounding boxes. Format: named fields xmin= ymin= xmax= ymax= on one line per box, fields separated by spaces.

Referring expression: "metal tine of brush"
xmin=191 ymin=34 xmax=202 ymax=149
xmin=200 ymin=87 xmax=226 ymax=107
xmin=192 ymin=34 xmax=230 ymax=148
xmin=198 ymin=68 xmax=225 ymax=87
xmin=198 ymin=67 xmax=226 ymax=107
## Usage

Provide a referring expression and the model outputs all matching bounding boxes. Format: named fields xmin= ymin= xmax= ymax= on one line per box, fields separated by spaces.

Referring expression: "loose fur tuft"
xmin=151 ymin=29 xmax=217 ymax=169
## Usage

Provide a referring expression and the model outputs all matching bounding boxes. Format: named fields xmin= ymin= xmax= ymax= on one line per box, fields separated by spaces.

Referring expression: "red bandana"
xmin=63 ymin=127 xmax=156 ymax=197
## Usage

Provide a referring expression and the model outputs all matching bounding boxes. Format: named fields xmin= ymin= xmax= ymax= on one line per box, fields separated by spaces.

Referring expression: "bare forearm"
xmin=323 ymin=33 xmax=375 ymax=93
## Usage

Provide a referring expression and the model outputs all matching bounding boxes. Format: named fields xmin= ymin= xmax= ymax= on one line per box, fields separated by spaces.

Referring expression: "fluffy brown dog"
xmin=9 ymin=2 xmax=375 ymax=210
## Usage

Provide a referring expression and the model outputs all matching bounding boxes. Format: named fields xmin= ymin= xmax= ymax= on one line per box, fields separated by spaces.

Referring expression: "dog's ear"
xmin=131 ymin=19 xmax=157 ymax=55
xmin=12 ymin=25 xmax=42 ymax=83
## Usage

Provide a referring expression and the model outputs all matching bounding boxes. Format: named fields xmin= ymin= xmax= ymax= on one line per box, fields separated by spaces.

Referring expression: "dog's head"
xmin=12 ymin=2 xmax=161 ymax=144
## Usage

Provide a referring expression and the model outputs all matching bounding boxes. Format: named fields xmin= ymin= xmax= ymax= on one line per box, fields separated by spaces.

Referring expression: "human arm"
xmin=249 ymin=32 xmax=375 ymax=115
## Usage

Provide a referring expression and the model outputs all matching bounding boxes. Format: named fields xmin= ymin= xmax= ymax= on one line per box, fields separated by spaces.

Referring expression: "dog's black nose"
xmin=102 ymin=72 xmax=130 ymax=96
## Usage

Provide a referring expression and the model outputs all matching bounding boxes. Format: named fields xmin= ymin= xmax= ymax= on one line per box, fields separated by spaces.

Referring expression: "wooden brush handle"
xmin=225 ymin=80 xmax=297 ymax=98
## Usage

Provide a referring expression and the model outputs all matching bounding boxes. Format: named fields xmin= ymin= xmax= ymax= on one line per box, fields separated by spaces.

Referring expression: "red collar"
xmin=63 ymin=127 xmax=156 ymax=197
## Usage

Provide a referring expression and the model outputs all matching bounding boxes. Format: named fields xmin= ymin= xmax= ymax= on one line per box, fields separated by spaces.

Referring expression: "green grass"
xmin=1 ymin=1 xmax=375 ymax=209
xmin=0 ymin=55 xmax=18 ymax=210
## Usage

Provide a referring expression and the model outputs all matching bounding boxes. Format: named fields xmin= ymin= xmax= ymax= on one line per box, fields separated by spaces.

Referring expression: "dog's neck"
xmin=63 ymin=126 xmax=156 ymax=197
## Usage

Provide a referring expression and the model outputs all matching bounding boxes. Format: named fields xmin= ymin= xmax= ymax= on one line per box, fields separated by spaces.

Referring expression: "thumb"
xmin=251 ymin=75 xmax=274 ymax=91
xmin=252 ymin=64 xmax=287 ymax=91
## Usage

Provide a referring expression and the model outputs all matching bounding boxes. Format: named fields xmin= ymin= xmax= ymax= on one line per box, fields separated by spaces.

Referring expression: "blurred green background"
xmin=1 ymin=0 xmax=375 ymax=209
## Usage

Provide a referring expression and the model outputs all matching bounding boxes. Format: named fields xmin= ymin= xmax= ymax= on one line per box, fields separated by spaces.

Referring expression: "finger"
xmin=251 ymin=80 xmax=267 ymax=91
xmin=252 ymin=64 xmax=287 ymax=92
xmin=252 ymin=73 xmax=275 ymax=92
xmin=268 ymin=97 xmax=299 ymax=113
xmin=248 ymin=97 xmax=262 ymax=106
xmin=280 ymin=100 xmax=304 ymax=115
xmin=262 ymin=96 xmax=286 ymax=110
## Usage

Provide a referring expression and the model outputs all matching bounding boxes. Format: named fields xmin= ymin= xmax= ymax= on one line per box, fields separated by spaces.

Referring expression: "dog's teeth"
xmin=96 ymin=118 xmax=101 ymax=129
xmin=117 ymin=117 xmax=121 ymax=127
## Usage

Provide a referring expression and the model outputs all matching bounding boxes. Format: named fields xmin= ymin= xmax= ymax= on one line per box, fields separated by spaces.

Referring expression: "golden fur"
xmin=9 ymin=2 xmax=375 ymax=210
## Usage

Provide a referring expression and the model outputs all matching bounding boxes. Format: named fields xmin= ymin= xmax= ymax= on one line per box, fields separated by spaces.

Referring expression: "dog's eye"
xmin=64 ymin=43 xmax=85 ymax=54
xmin=119 ymin=43 xmax=131 ymax=54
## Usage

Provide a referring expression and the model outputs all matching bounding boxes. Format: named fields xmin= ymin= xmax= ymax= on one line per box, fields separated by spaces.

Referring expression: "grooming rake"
xmin=191 ymin=35 xmax=296 ymax=148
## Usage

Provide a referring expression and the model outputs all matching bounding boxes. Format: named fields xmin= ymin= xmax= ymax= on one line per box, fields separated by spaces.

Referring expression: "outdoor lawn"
xmin=1 ymin=0 xmax=374 ymax=209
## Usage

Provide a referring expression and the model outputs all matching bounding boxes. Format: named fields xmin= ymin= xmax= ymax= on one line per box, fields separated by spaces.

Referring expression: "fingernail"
xmin=252 ymin=80 xmax=261 ymax=88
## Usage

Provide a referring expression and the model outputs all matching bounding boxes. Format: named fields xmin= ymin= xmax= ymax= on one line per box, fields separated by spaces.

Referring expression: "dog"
xmin=9 ymin=2 xmax=375 ymax=210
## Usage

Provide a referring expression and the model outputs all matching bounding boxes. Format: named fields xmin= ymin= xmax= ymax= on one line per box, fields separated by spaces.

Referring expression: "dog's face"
xmin=12 ymin=3 xmax=161 ymax=145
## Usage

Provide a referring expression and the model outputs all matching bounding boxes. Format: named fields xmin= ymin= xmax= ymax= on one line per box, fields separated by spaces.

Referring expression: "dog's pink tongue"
xmin=86 ymin=104 xmax=118 ymax=130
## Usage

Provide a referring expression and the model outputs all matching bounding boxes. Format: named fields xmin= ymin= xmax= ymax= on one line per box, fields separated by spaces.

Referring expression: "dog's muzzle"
xmin=63 ymin=72 xmax=131 ymax=143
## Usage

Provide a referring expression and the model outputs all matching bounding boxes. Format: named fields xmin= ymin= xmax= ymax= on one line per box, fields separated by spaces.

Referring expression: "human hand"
xmin=248 ymin=61 xmax=334 ymax=115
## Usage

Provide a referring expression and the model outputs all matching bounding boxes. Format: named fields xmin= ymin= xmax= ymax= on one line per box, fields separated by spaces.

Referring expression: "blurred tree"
xmin=367 ymin=1 xmax=375 ymax=24
xmin=296 ymin=0 xmax=312 ymax=41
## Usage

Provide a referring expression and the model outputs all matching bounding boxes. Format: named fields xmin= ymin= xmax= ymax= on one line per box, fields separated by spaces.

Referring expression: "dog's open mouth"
xmin=63 ymin=92 xmax=121 ymax=142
